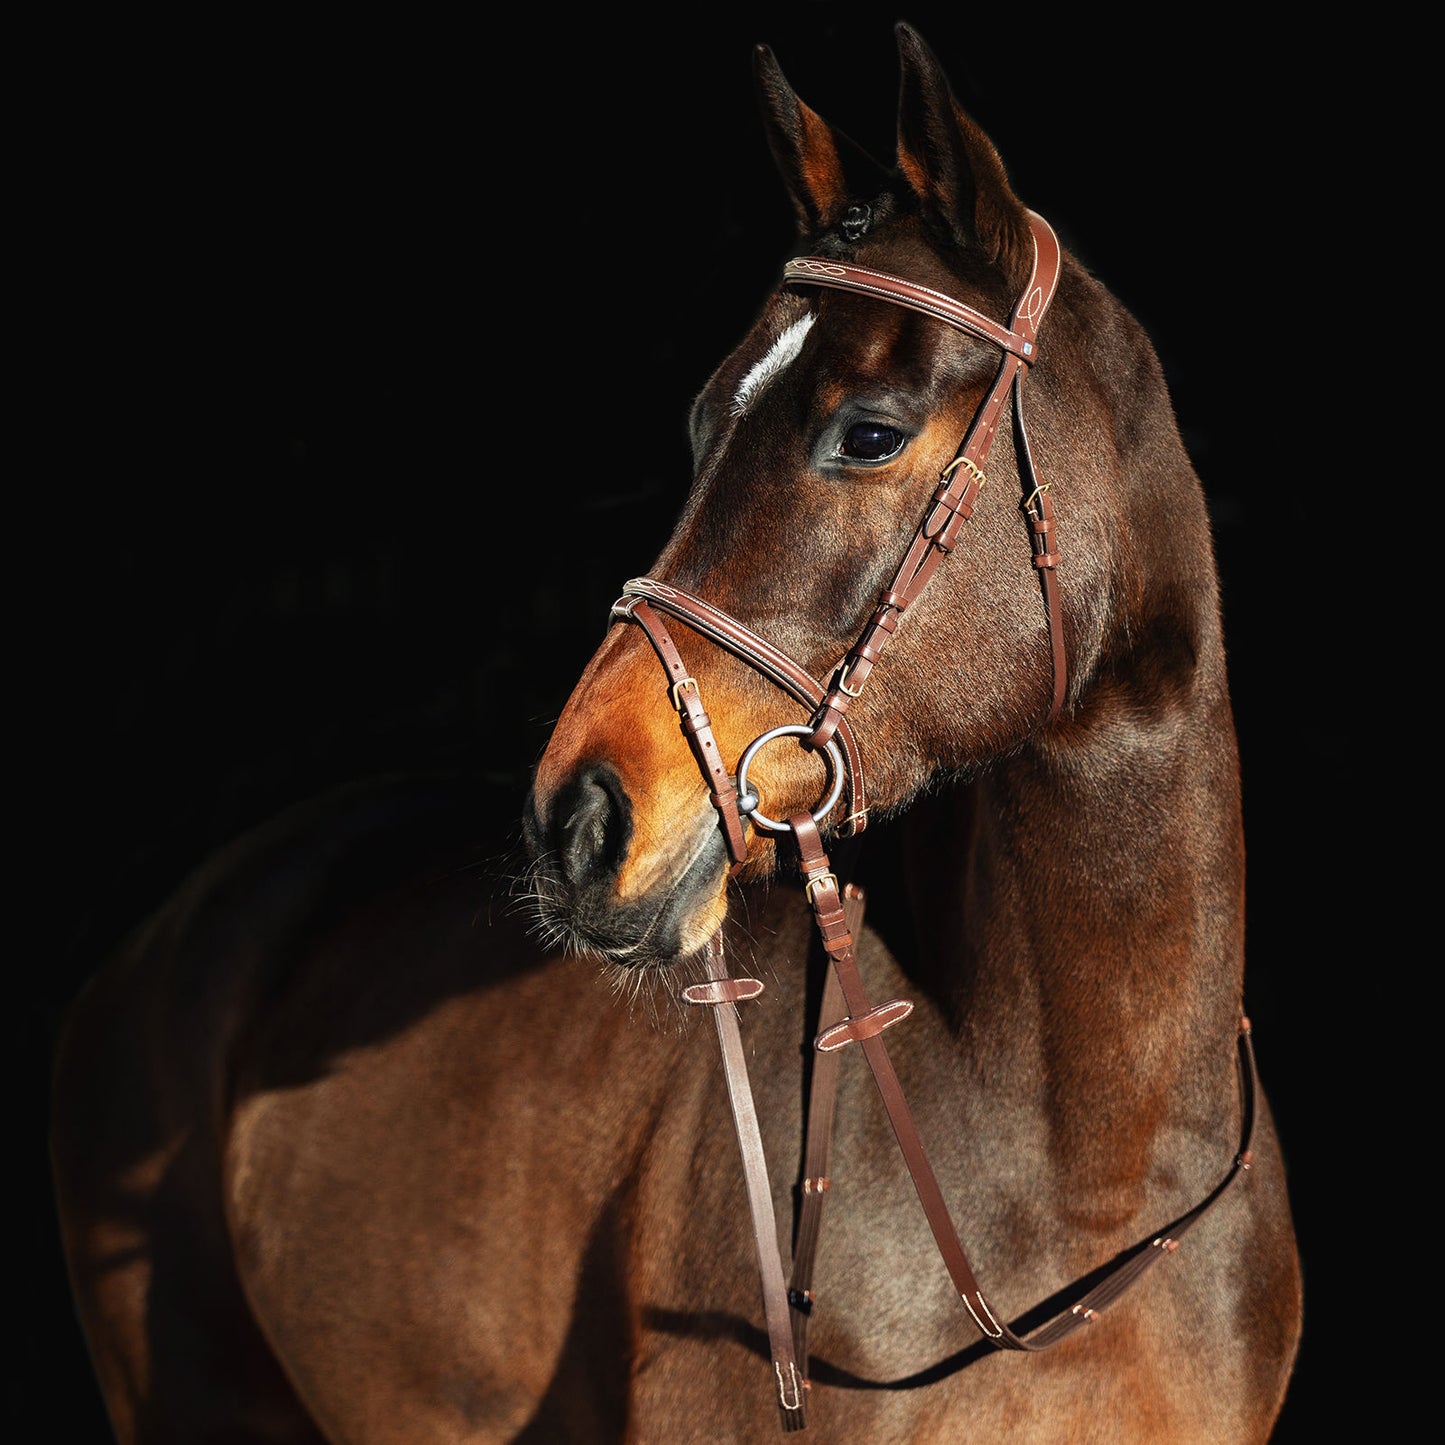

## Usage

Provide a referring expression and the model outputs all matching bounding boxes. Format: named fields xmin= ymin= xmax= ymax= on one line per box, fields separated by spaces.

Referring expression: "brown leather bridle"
xmin=607 ymin=212 xmax=1258 ymax=1433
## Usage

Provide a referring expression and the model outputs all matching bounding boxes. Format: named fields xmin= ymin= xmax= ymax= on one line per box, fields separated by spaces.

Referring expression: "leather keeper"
xmin=868 ymin=605 xmax=901 ymax=637
xmin=935 ymin=511 xmax=968 ymax=553
xmin=816 ymin=998 xmax=914 ymax=1052
xmin=807 ymin=701 xmax=847 ymax=750
xmin=923 ymin=479 xmax=980 ymax=539
xmin=682 ymin=977 xmax=766 ymax=1006
xmin=850 ymin=634 xmax=889 ymax=673
xmin=839 ymin=652 xmax=876 ymax=690
xmin=1032 ymin=551 xmax=1058 ymax=569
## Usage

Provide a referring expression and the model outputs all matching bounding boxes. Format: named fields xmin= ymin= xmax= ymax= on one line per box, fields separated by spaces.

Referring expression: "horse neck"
xmin=895 ymin=651 xmax=1246 ymax=1185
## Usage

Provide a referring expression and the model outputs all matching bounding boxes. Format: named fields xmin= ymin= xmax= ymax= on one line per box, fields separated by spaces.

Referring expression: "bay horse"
xmin=51 ymin=22 xmax=1303 ymax=1442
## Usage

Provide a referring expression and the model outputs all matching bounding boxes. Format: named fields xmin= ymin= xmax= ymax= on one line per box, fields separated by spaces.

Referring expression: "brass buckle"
xmin=940 ymin=454 xmax=987 ymax=490
xmin=669 ymin=676 xmax=698 ymax=708
xmin=804 ymin=871 xmax=838 ymax=903
xmin=1021 ymin=481 xmax=1052 ymax=519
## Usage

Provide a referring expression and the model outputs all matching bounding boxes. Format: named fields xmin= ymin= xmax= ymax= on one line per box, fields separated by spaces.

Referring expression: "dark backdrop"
xmin=25 ymin=6 xmax=1354 ymax=1438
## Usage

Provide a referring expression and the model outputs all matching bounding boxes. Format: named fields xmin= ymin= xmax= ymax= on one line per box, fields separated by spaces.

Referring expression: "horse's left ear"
xmin=894 ymin=22 xmax=1034 ymax=289
xmin=753 ymin=43 xmax=892 ymax=238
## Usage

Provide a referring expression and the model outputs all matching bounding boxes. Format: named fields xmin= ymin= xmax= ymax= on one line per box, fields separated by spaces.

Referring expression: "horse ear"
xmin=753 ymin=42 xmax=891 ymax=237
xmin=893 ymin=22 xmax=1033 ymax=284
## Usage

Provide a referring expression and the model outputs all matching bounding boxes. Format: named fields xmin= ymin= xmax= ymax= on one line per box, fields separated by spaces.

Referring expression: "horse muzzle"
xmin=522 ymin=760 xmax=731 ymax=966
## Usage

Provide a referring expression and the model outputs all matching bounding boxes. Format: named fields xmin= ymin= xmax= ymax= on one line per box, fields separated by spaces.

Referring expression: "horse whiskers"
xmin=506 ymin=859 xmax=674 ymax=985
xmin=502 ymin=835 xmax=730 ymax=1035
xmin=507 ymin=794 xmax=727 ymax=969
xmin=595 ymin=956 xmax=700 ymax=1036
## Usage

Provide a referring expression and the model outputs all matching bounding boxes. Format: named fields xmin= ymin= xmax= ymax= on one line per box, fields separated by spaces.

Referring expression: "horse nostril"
xmin=554 ymin=765 xmax=632 ymax=888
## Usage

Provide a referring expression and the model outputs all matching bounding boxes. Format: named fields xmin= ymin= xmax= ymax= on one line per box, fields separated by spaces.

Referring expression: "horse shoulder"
xmin=53 ymin=775 xmax=678 ymax=1441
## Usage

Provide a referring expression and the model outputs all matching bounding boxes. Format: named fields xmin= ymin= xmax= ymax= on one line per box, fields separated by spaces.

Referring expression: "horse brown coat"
xmin=52 ymin=23 xmax=1303 ymax=1443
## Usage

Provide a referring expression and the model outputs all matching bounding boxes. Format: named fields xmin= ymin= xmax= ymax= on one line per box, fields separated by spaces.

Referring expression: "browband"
xmin=782 ymin=257 xmax=1039 ymax=360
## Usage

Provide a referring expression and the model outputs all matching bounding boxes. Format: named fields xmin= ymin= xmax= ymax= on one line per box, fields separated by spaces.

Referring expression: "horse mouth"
xmin=521 ymin=801 xmax=732 ymax=968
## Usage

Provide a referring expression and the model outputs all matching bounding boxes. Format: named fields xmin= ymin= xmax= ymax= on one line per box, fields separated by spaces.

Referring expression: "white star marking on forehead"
xmin=730 ymin=314 xmax=815 ymax=417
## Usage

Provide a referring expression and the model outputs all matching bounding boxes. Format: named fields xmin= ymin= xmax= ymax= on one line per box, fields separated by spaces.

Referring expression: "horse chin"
xmin=524 ymin=819 xmax=731 ymax=970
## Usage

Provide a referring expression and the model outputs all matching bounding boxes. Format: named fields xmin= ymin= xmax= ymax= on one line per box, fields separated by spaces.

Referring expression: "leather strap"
xmin=786 ymin=811 xmax=1260 ymax=1355
xmin=615 ymin=581 xmax=870 ymax=837
xmin=787 ymin=881 xmax=863 ymax=1383
xmin=683 ymin=935 xmax=807 ymax=1429
xmin=1013 ymin=369 xmax=1067 ymax=723
xmin=619 ymin=597 xmax=752 ymax=866
xmin=781 ymin=257 xmax=1040 ymax=360
xmin=678 ymin=812 xmax=1259 ymax=1422
xmin=786 ymin=212 xmax=1069 ymax=745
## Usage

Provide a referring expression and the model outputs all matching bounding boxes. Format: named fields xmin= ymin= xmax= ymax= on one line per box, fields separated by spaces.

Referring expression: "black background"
xmin=24 ymin=5 xmax=1360 ymax=1438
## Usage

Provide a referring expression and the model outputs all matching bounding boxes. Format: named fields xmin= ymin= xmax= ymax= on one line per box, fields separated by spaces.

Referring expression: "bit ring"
xmin=735 ymin=725 xmax=846 ymax=833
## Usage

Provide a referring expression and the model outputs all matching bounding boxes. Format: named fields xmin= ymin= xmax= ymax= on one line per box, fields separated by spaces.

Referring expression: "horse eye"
xmin=838 ymin=421 xmax=906 ymax=462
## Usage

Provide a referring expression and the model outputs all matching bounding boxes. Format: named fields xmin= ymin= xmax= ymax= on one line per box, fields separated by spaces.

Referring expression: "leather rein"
xmin=607 ymin=212 xmax=1259 ymax=1432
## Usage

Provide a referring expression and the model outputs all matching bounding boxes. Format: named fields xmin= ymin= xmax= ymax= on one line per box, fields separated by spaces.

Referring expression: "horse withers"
xmin=52 ymin=22 xmax=1303 ymax=1443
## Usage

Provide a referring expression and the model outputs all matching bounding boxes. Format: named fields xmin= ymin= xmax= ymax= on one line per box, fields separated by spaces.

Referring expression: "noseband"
xmin=605 ymin=212 xmax=1258 ymax=1432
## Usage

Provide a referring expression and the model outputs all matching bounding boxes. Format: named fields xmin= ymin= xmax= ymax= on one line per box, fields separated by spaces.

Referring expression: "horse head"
xmin=523 ymin=22 xmax=1212 ymax=969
